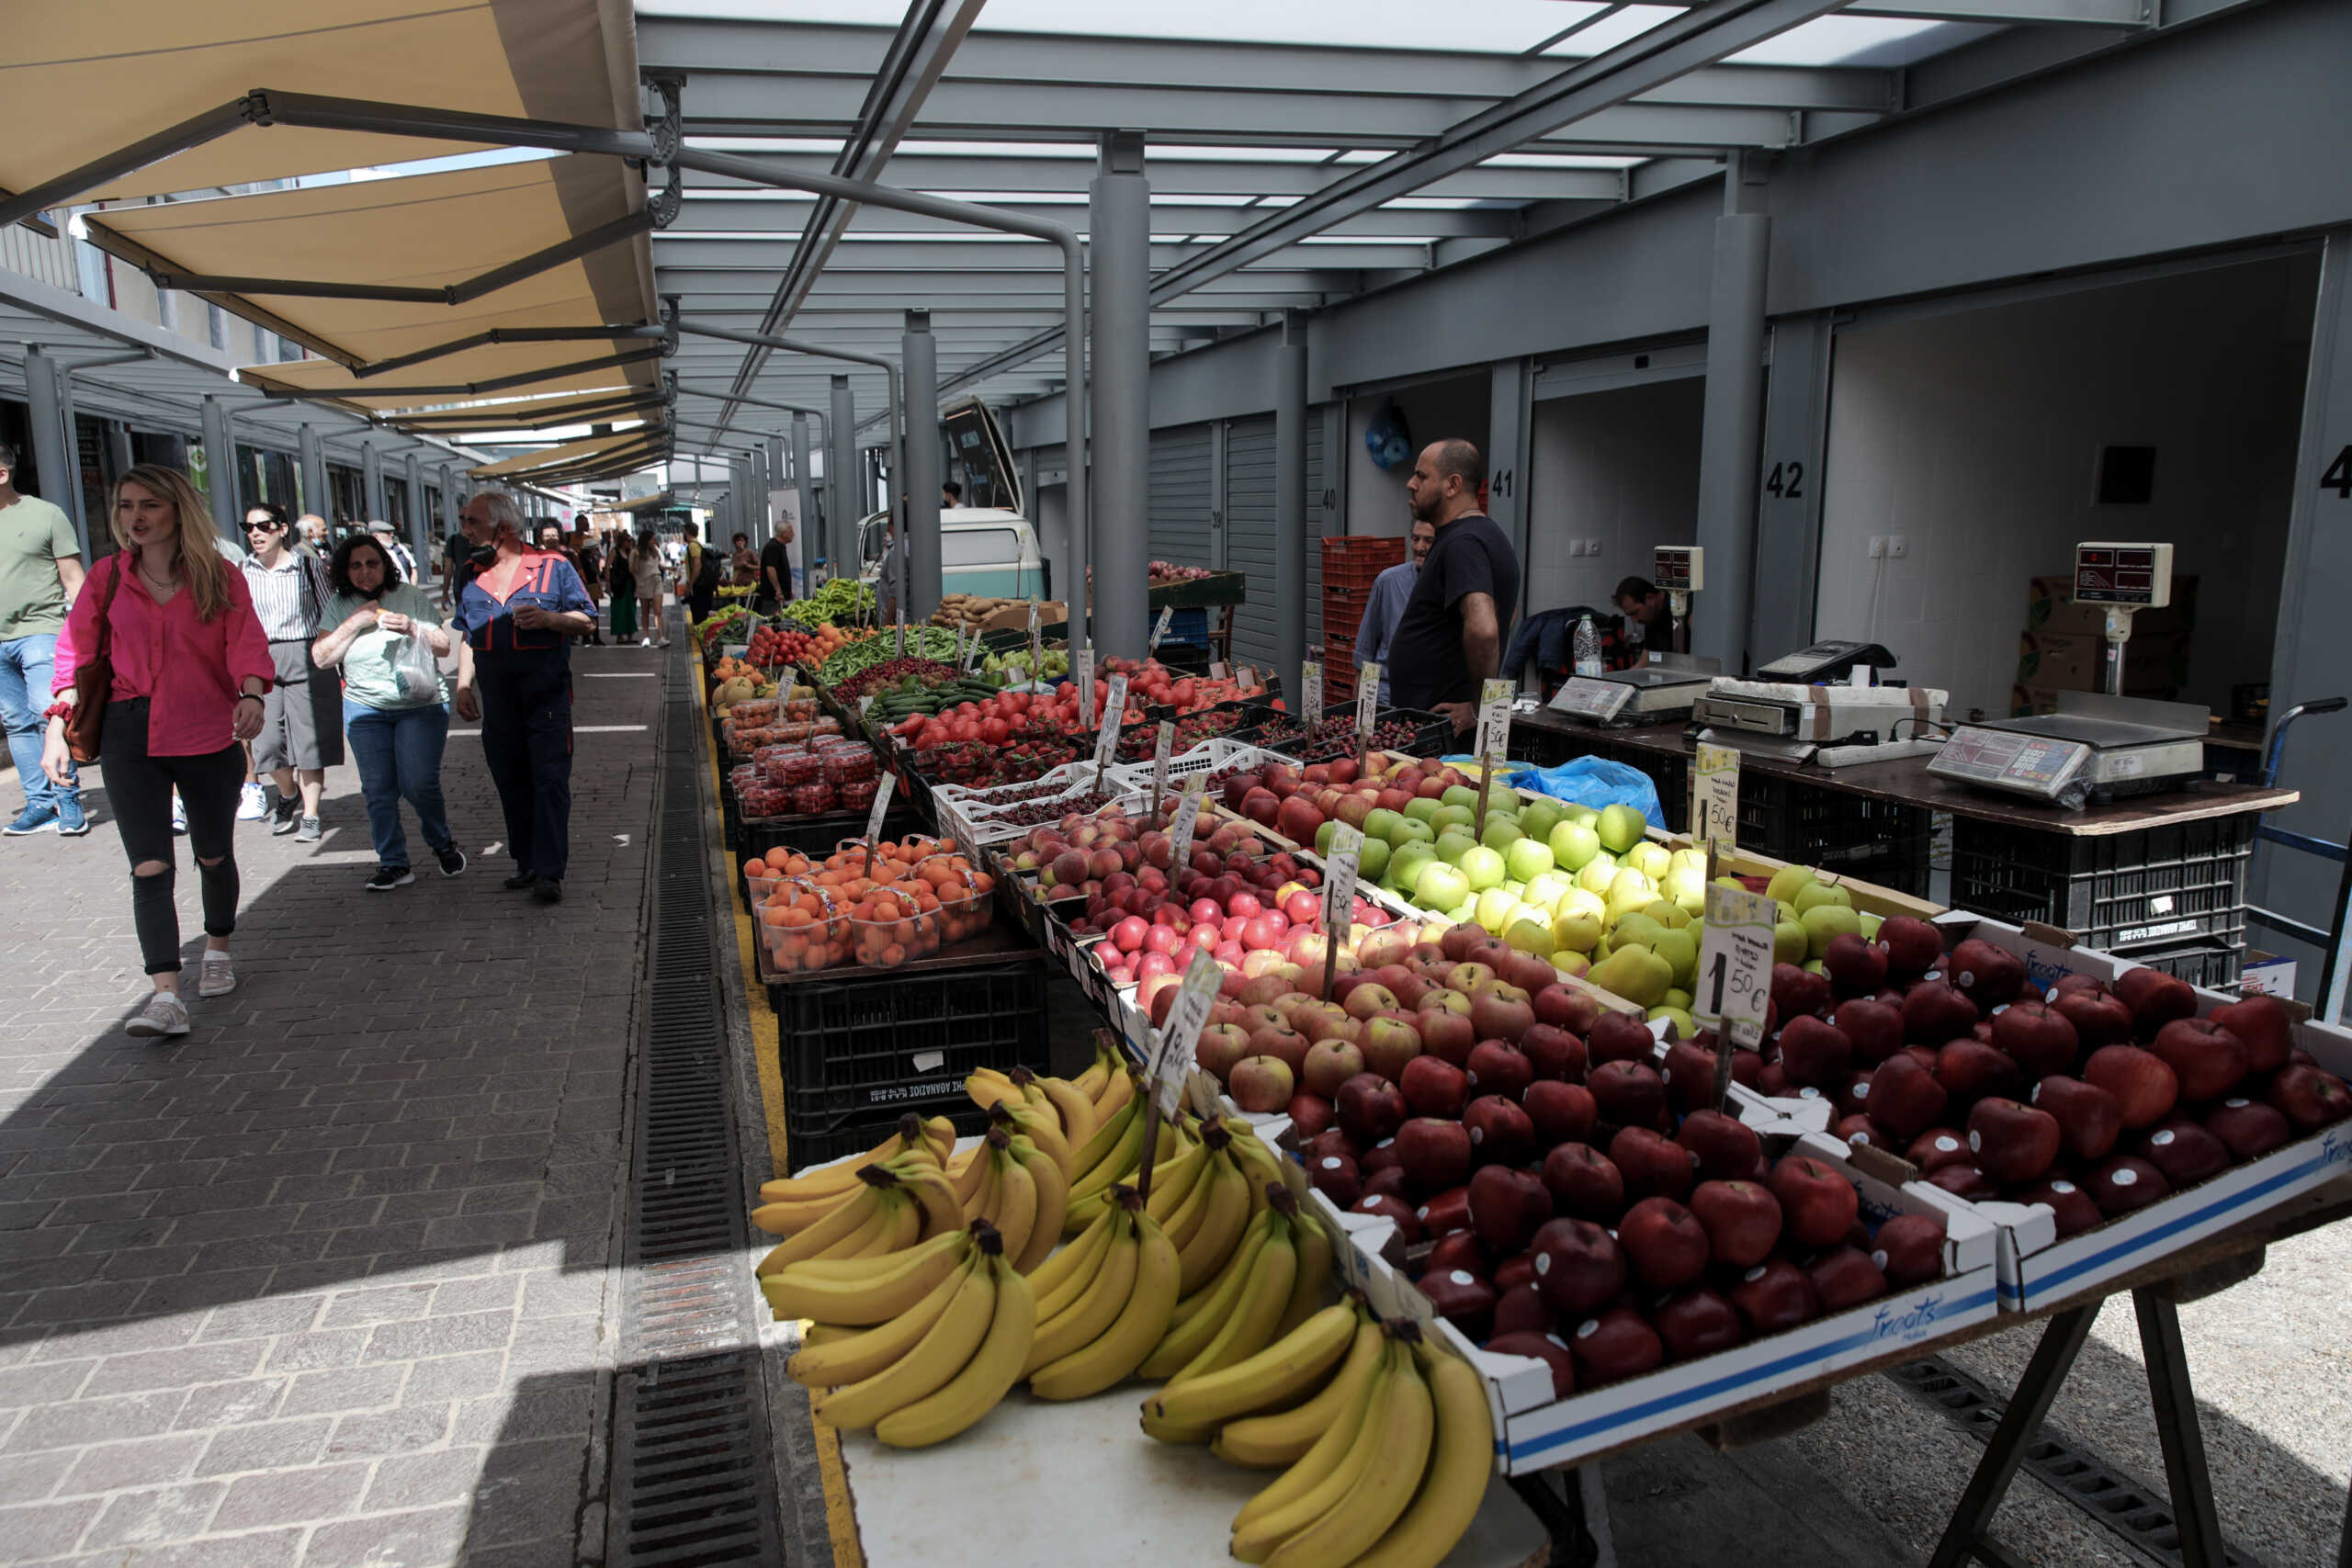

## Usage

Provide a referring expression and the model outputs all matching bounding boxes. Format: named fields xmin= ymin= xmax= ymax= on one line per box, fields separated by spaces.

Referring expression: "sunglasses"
xmin=244 ymin=521 xmax=283 ymax=533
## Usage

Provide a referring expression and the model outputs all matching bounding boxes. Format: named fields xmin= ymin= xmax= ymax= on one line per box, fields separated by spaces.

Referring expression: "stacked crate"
xmin=1320 ymin=536 xmax=1407 ymax=704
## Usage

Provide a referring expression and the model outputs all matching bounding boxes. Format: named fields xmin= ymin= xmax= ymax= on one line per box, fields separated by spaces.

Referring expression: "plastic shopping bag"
xmin=1495 ymin=756 xmax=1665 ymax=825
xmin=394 ymin=628 xmax=443 ymax=703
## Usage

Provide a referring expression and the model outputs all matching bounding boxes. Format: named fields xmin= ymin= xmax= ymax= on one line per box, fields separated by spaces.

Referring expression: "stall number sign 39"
xmin=1691 ymin=743 xmax=1740 ymax=850
xmin=1695 ymin=884 xmax=1775 ymax=1049
xmin=1149 ymin=948 xmax=1224 ymax=1116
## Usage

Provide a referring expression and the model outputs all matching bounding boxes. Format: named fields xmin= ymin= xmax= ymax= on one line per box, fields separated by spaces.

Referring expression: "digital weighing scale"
xmin=1927 ymin=543 xmax=2209 ymax=807
xmin=1688 ymin=641 xmax=1931 ymax=761
xmin=1546 ymin=547 xmax=1714 ymax=726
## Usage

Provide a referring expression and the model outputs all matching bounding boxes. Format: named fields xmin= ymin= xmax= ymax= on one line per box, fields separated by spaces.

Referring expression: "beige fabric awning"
xmin=471 ymin=429 xmax=661 ymax=480
xmin=89 ymin=155 xmax=657 ymax=412
xmin=2 ymin=0 xmax=640 ymax=204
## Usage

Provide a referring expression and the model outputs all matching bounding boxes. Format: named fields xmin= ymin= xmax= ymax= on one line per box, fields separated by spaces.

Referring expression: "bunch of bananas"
xmin=1219 ymin=1318 xmax=1495 ymax=1568
xmin=782 ymin=1220 xmax=1035 ymax=1449
xmin=1136 ymin=1181 xmax=1328 ymax=1390
xmin=751 ymin=1115 xmax=965 ymax=1272
xmin=944 ymin=1122 xmax=1067 ymax=1272
xmin=1023 ymin=1184 xmax=1181 ymax=1399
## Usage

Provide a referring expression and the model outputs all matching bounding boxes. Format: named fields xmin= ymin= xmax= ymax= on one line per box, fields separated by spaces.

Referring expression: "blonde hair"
xmin=109 ymin=464 xmax=234 ymax=622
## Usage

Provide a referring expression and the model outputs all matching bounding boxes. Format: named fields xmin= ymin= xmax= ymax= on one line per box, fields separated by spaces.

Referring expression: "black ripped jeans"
xmin=101 ymin=698 xmax=244 ymax=976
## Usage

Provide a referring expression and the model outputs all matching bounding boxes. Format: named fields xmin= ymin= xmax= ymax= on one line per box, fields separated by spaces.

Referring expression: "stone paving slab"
xmin=0 ymin=639 xmax=667 ymax=1568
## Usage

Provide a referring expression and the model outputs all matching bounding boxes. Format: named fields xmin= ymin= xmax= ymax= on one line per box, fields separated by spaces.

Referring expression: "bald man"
xmin=1385 ymin=438 xmax=1520 ymax=734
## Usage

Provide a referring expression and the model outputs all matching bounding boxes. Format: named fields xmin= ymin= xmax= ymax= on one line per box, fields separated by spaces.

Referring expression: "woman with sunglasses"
xmin=312 ymin=534 xmax=465 ymax=890
xmin=237 ymin=502 xmax=342 ymax=841
xmin=44 ymin=467 xmax=271 ymax=1038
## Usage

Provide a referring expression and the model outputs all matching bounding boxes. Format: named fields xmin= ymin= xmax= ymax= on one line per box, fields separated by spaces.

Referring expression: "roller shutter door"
xmin=1223 ymin=412 xmax=1330 ymax=678
xmin=1148 ymin=423 xmax=1215 ymax=570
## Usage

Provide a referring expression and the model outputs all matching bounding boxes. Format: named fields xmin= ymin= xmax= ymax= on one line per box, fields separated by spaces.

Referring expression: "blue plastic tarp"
xmin=1446 ymin=753 xmax=1664 ymax=826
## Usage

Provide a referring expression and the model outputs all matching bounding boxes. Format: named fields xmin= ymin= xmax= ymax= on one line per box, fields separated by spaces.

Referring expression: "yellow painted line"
xmin=812 ymin=1420 xmax=866 ymax=1568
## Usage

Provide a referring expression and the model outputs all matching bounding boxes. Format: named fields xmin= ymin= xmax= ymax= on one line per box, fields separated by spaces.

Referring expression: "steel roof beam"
xmin=678 ymin=156 xmax=1628 ymax=202
xmin=667 ymin=199 xmax=1525 ymax=240
xmin=657 ymin=236 xmax=1444 ymax=271
xmin=639 ymin=18 xmax=1894 ymax=112
xmin=1846 ymin=0 xmax=2148 ymax=20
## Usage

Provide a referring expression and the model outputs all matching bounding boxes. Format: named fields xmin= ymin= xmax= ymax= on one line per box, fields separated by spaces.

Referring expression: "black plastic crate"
xmin=771 ymin=955 xmax=1048 ymax=1162
xmin=784 ymin=1104 xmax=995 ymax=1174
xmin=1948 ymin=815 xmax=2256 ymax=952
xmin=1735 ymin=773 xmax=1935 ymax=897
xmin=2101 ymin=935 xmax=2246 ymax=990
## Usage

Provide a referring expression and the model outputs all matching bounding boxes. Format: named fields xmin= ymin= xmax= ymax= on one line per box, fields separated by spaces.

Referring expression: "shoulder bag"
xmin=63 ymin=551 xmax=129 ymax=764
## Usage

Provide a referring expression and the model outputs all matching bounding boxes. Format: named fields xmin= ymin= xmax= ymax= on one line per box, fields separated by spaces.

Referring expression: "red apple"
xmin=2115 ymin=967 xmax=2198 ymax=1041
xmin=1486 ymin=1330 xmax=1576 ymax=1396
xmin=1586 ymin=1011 xmax=1656 ymax=1067
xmin=1822 ymin=934 xmax=1890 ymax=998
xmin=1778 ymin=1016 xmax=1853 ymax=1089
xmin=1878 ymin=916 xmax=1944 ymax=976
xmin=1808 ymin=1246 xmax=1889 ymax=1312
xmin=1869 ymin=1213 xmax=1947 ymax=1285
xmin=1568 ymin=1306 xmax=1664 ymax=1387
xmin=2029 ymin=1075 xmax=2123 ymax=1164
xmin=2204 ymin=1096 xmax=2293 ymax=1158
xmin=2017 ymin=1177 xmax=2103 ymax=1237
xmin=1533 ymin=984 xmax=1606 ymax=1035
xmin=1965 ymin=1098 xmax=2062 ymax=1184
xmin=1335 ymin=1072 xmax=1408 ymax=1145
xmin=2052 ymin=990 xmax=2133 ymax=1052
xmin=1540 ymin=1143 xmax=1624 ymax=1223
xmin=1609 ymin=1125 xmax=1695 ymax=1202
xmin=1286 ymin=1093 xmax=1335 ymax=1141
xmin=1465 ymin=1040 xmax=1535 ymax=1101
xmin=2085 ymin=1156 xmax=2170 ymax=1215
xmin=1676 ymin=1109 xmax=1761 ymax=1183
xmin=1522 ymin=1080 xmax=1598 ymax=1145
xmin=1730 ymin=1258 xmax=1820 ymax=1334
xmin=2083 ymin=1044 xmax=2179 ymax=1128
xmin=1469 ymin=1164 xmax=1555 ymax=1252
xmin=2266 ymin=1064 xmax=2352 ymax=1131
xmin=1901 ymin=981 xmax=1980 ymax=1045
xmin=1833 ymin=998 xmax=1905 ymax=1066
xmin=2209 ymin=996 xmax=2293 ymax=1074
xmin=1991 ymin=1000 xmax=2080 ymax=1077
xmin=1463 ymin=1095 xmax=1535 ymax=1168
xmin=1399 ymin=1055 xmax=1468 ymax=1119
xmin=1229 ymin=1055 xmax=1295 ymax=1113
xmin=1589 ymin=1060 xmax=1667 ymax=1130
xmin=1769 ymin=1155 xmax=1859 ymax=1248
xmin=2149 ymin=1017 xmax=2250 ymax=1103
xmin=1530 ymin=1218 xmax=1626 ymax=1314
xmin=1653 ymin=1290 xmax=1745 ymax=1361
xmin=1688 ymin=1179 xmax=1781 ymax=1268
xmin=1306 ymin=1151 xmax=1361 ymax=1205
xmin=2140 ymin=1116 xmax=2232 ymax=1187
xmin=1947 ymin=937 xmax=2026 ymax=1010
xmin=1936 ymin=1039 xmax=2023 ymax=1108
xmin=1618 ymin=1196 xmax=1710 ymax=1290
xmin=1866 ymin=1053 xmax=1950 ymax=1141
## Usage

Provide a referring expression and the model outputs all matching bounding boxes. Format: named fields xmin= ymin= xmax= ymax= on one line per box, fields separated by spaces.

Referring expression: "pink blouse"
xmin=52 ymin=554 xmax=275 ymax=757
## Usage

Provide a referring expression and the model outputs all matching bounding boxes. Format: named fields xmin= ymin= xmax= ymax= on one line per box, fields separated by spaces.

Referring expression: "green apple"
xmin=1611 ymin=911 xmax=1665 ymax=952
xmin=1650 ymin=928 xmax=1699 ymax=988
xmin=1648 ymin=1005 xmax=1698 ymax=1038
xmin=1794 ymin=880 xmax=1853 ymax=914
xmin=1503 ymin=837 xmax=1555 ymax=887
xmin=1413 ymin=860 xmax=1470 ymax=913
xmin=1430 ymin=804 xmax=1475 ymax=838
xmin=1552 ymin=905 xmax=1605 ymax=953
xmin=1404 ymin=796 xmax=1443 ymax=826
xmin=1358 ymin=837 xmax=1391 ymax=885
xmin=1623 ymin=840 xmax=1670 ymax=882
xmin=1608 ymin=867 xmax=1657 ymax=905
xmin=1388 ymin=816 xmax=1435 ymax=851
xmin=1800 ymin=903 xmax=1863 ymax=959
xmin=1664 ymin=987 xmax=1693 ymax=1010
xmin=1481 ymin=818 xmax=1525 ymax=855
xmin=1523 ymin=870 xmax=1575 ymax=912
xmin=1663 ymin=859 xmax=1708 ymax=915
xmin=1315 ymin=820 xmax=1340 ymax=854
xmin=1519 ymin=798 xmax=1565 ymax=844
xmin=1388 ymin=843 xmax=1437 ymax=895
xmin=1363 ymin=807 xmax=1402 ymax=844
xmin=1640 ymin=898 xmax=1693 ymax=931
xmin=1433 ymin=830 xmax=1478 ymax=866
xmin=1474 ymin=886 xmax=1521 ymax=934
xmin=1459 ymin=844 xmax=1508 ymax=893
xmin=1505 ymin=916 xmax=1555 ymax=958
xmin=1589 ymin=944 xmax=1674 ymax=1008
xmin=1561 ymin=886 xmax=1608 ymax=921
xmin=1859 ymin=911 xmax=1883 ymax=941
xmin=1774 ymin=918 xmax=1809 ymax=965
xmin=1547 ymin=818 xmax=1601 ymax=873
xmin=1576 ymin=852 xmax=1621 ymax=897
xmin=1597 ymin=802 xmax=1648 ymax=855
xmin=1441 ymin=784 xmax=1481 ymax=811
xmin=1766 ymin=864 xmax=1816 ymax=904
xmin=1560 ymin=802 xmax=1600 ymax=827
xmin=1448 ymin=899 xmax=1477 ymax=925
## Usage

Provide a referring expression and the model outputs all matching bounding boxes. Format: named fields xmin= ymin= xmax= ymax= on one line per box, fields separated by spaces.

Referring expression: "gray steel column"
xmin=440 ymin=466 xmax=460 ymax=533
xmin=102 ymin=423 xmax=131 ymax=486
xmin=299 ymin=424 xmax=326 ymax=522
xmin=828 ymin=375 xmax=855 ymax=582
xmin=403 ymin=451 xmax=427 ymax=570
xmin=763 ymin=434 xmax=785 ymax=550
xmin=24 ymin=347 xmax=85 ymax=556
xmin=361 ymin=440 xmax=386 ymax=522
xmin=1275 ymin=310 xmax=1310 ymax=692
xmin=903 ymin=309 xmax=941 ymax=622
xmin=1692 ymin=190 xmax=1770 ymax=676
xmin=199 ymin=395 xmax=238 ymax=547
xmin=1751 ymin=310 xmax=1834 ymax=662
xmin=52 ymin=363 xmax=85 ymax=542
xmin=791 ymin=412 xmax=814 ymax=584
xmin=1089 ymin=130 xmax=1151 ymax=658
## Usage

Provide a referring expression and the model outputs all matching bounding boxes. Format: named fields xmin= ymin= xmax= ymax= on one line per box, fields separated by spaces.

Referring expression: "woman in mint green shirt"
xmin=311 ymin=535 xmax=466 ymax=890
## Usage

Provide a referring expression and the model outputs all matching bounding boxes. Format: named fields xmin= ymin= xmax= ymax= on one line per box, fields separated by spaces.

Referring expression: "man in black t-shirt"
xmin=757 ymin=532 xmax=794 ymax=612
xmin=1385 ymin=438 xmax=1521 ymax=734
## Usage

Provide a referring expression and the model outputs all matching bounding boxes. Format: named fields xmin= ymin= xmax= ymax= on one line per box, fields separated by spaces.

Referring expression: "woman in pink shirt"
xmin=42 ymin=466 xmax=272 ymax=1039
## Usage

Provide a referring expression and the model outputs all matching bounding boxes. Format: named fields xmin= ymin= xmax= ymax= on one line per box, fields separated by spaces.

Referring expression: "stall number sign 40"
xmin=1695 ymin=884 xmax=1775 ymax=1050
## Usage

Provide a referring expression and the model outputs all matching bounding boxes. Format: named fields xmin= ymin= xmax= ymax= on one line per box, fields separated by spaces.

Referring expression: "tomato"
xmin=980 ymin=716 xmax=1011 ymax=744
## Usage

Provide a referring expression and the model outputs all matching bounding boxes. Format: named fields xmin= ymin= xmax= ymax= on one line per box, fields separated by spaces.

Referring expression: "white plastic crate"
xmin=1108 ymin=739 xmax=1286 ymax=799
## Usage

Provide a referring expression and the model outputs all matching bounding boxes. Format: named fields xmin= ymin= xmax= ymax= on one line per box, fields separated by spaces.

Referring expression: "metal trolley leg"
xmin=1926 ymin=1305 xmax=2099 ymax=1568
xmin=2135 ymin=1291 xmax=2227 ymax=1568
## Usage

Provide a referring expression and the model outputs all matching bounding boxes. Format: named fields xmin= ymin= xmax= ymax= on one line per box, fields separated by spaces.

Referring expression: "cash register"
xmin=1689 ymin=642 xmax=1943 ymax=761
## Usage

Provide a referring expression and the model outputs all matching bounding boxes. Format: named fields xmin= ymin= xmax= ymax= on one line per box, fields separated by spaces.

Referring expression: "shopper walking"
xmin=1351 ymin=515 xmax=1434 ymax=709
xmin=605 ymin=532 xmax=638 ymax=643
xmin=312 ymin=533 xmax=464 ymax=890
xmin=1386 ymin=439 xmax=1521 ymax=736
xmin=451 ymin=490 xmax=594 ymax=903
xmin=573 ymin=528 xmax=606 ymax=646
xmin=0 ymin=441 xmax=88 ymax=836
xmin=368 ymin=521 xmax=416 ymax=583
xmin=683 ymin=522 xmax=719 ymax=630
xmin=756 ymin=522 xmax=793 ymax=614
xmin=295 ymin=513 xmax=328 ymax=558
xmin=237 ymin=502 xmax=342 ymax=841
xmin=630 ymin=527 xmax=666 ymax=649
xmin=43 ymin=466 xmax=272 ymax=1037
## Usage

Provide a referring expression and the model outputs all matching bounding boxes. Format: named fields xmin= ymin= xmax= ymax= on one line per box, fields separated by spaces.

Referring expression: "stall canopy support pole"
xmin=903 ymin=309 xmax=942 ymax=623
xmin=404 ymin=450 xmax=426 ymax=570
xmin=440 ymin=464 xmax=459 ymax=536
xmin=52 ymin=362 xmax=86 ymax=544
xmin=829 ymin=376 xmax=856 ymax=588
xmin=362 ymin=438 xmax=386 ymax=524
xmin=1091 ymin=130 xmax=1151 ymax=660
xmin=792 ymin=412 xmax=814 ymax=592
xmin=24 ymin=348 xmax=83 ymax=557
xmin=1926 ymin=1304 xmax=2098 ymax=1568
xmin=102 ymin=423 xmax=131 ymax=491
xmin=1692 ymin=162 xmax=1770 ymax=678
xmin=764 ymin=435 xmax=786 ymax=552
xmin=199 ymin=393 xmax=238 ymax=549
xmin=300 ymin=423 xmax=326 ymax=525
xmin=1275 ymin=308 xmax=1311 ymax=692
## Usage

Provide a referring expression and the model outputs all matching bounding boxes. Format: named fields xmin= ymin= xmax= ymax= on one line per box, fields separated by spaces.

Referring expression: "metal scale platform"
xmin=1928 ymin=543 xmax=2209 ymax=807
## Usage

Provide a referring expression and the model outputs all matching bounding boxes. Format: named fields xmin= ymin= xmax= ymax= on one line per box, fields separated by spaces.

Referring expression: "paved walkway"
xmin=0 ymin=647 xmax=665 ymax=1568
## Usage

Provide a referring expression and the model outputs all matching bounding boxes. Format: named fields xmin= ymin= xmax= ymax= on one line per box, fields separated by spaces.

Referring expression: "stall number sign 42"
xmin=1695 ymin=884 xmax=1775 ymax=1050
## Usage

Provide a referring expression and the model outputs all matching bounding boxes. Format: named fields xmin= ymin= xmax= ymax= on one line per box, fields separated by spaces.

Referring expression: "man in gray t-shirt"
xmin=0 ymin=442 xmax=86 ymax=836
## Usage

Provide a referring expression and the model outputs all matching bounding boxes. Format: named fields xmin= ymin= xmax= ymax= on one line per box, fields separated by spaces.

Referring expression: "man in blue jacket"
xmin=451 ymin=491 xmax=595 ymax=904
xmin=1352 ymin=517 xmax=1433 ymax=707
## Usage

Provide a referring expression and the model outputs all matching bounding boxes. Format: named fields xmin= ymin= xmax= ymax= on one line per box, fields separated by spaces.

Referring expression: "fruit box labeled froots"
xmin=1289 ymin=1122 xmax=1997 ymax=1476
xmin=1927 ymin=912 xmax=2352 ymax=1313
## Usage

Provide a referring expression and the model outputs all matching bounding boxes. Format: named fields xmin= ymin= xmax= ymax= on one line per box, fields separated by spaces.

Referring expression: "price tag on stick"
xmin=1471 ymin=678 xmax=1515 ymax=836
xmin=1027 ymin=600 xmax=1043 ymax=686
xmin=895 ymin=609 xmax=906 ymax=657
xmin=1091 ymin=672 xmax=1129 ymax=786
xmin=1076 ymin=644 xmax=1096 ymax=728
xmin=1355 ymin=662 xmax=1381 ymax=766
xmin=1170 ymin=773 xmax=1206 ymax=876
xmin=1149 ymin=604 xmax=1173 ymax=653
xmin=954 ymin=622 xmax=968 ymax=669
xmin=1151 ymin=719 xmax=1174 ymax=805
xmin=861 ymin=772 xmax=898 ymax=877
xmin=1320 ymin=825 xmax=1363 ymax=1000
xmin=1148 ymin=948 xmax=1223 ymax=1119
xmin=1695 ymin=883 xmax=1776 ymax=1104
xmin=1301 ymin=661 xmax=1324 ymax=725
xmin=1692 ymin=743 xmax=1740 ymax=852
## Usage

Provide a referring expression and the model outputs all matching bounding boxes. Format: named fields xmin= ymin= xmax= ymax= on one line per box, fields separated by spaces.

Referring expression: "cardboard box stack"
xmin=2012 ymin=573 xmax=2197 ymax=716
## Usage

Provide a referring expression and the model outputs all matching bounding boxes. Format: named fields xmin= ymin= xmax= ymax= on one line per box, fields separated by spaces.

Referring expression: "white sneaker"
xmin=171 ymin=796 xmax=187 ymax=835
xmin=236 ymin=782 xmax=267 ymax=821
xmin=126 ymin=991 xmax=190 ymax=1038
xmin=639 ymin=637 xmax=652 ymax=648
xmin=197 ymin=952 xmax=236 ymax=998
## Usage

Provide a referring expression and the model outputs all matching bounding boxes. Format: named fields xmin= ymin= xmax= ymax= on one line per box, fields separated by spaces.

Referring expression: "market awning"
xmin=2 ymin=0 xmax=640 ymax=205
xmin=599 ymin=491 xmax=675 ymax=513
xmin=470 ymin=428 xmax=663 ymax=482
xmin=83 ymin=155 xmax=659 ymax=417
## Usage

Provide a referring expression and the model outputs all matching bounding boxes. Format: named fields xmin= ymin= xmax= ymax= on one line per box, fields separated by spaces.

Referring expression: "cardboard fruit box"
xmin=1911 ymin=913 xmax=2352 ymax=1314
xmin=1296 ymin=1131 xmax=1998 ymax=1475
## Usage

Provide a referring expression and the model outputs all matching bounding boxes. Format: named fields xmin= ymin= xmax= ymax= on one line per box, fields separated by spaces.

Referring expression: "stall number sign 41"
xmin=1691 ymin=743 xmax=1740 ymax=850
xmin=1148 ymin=948 xmax=1224 ymax=1117
xmin=1695 ymin=884 xmax=1775 ymax=1050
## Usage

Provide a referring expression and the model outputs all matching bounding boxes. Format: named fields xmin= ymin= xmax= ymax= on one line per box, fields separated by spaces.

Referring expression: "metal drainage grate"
xmin=1885 ymin=1356 xmax=2265 ymax=1568
xmin=609 ymin=637 xmax=783 ymax=1568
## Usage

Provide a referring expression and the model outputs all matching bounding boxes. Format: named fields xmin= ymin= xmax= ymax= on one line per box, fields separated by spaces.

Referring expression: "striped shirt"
xmin=240 ymin=552 xmax=327 ymax=641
